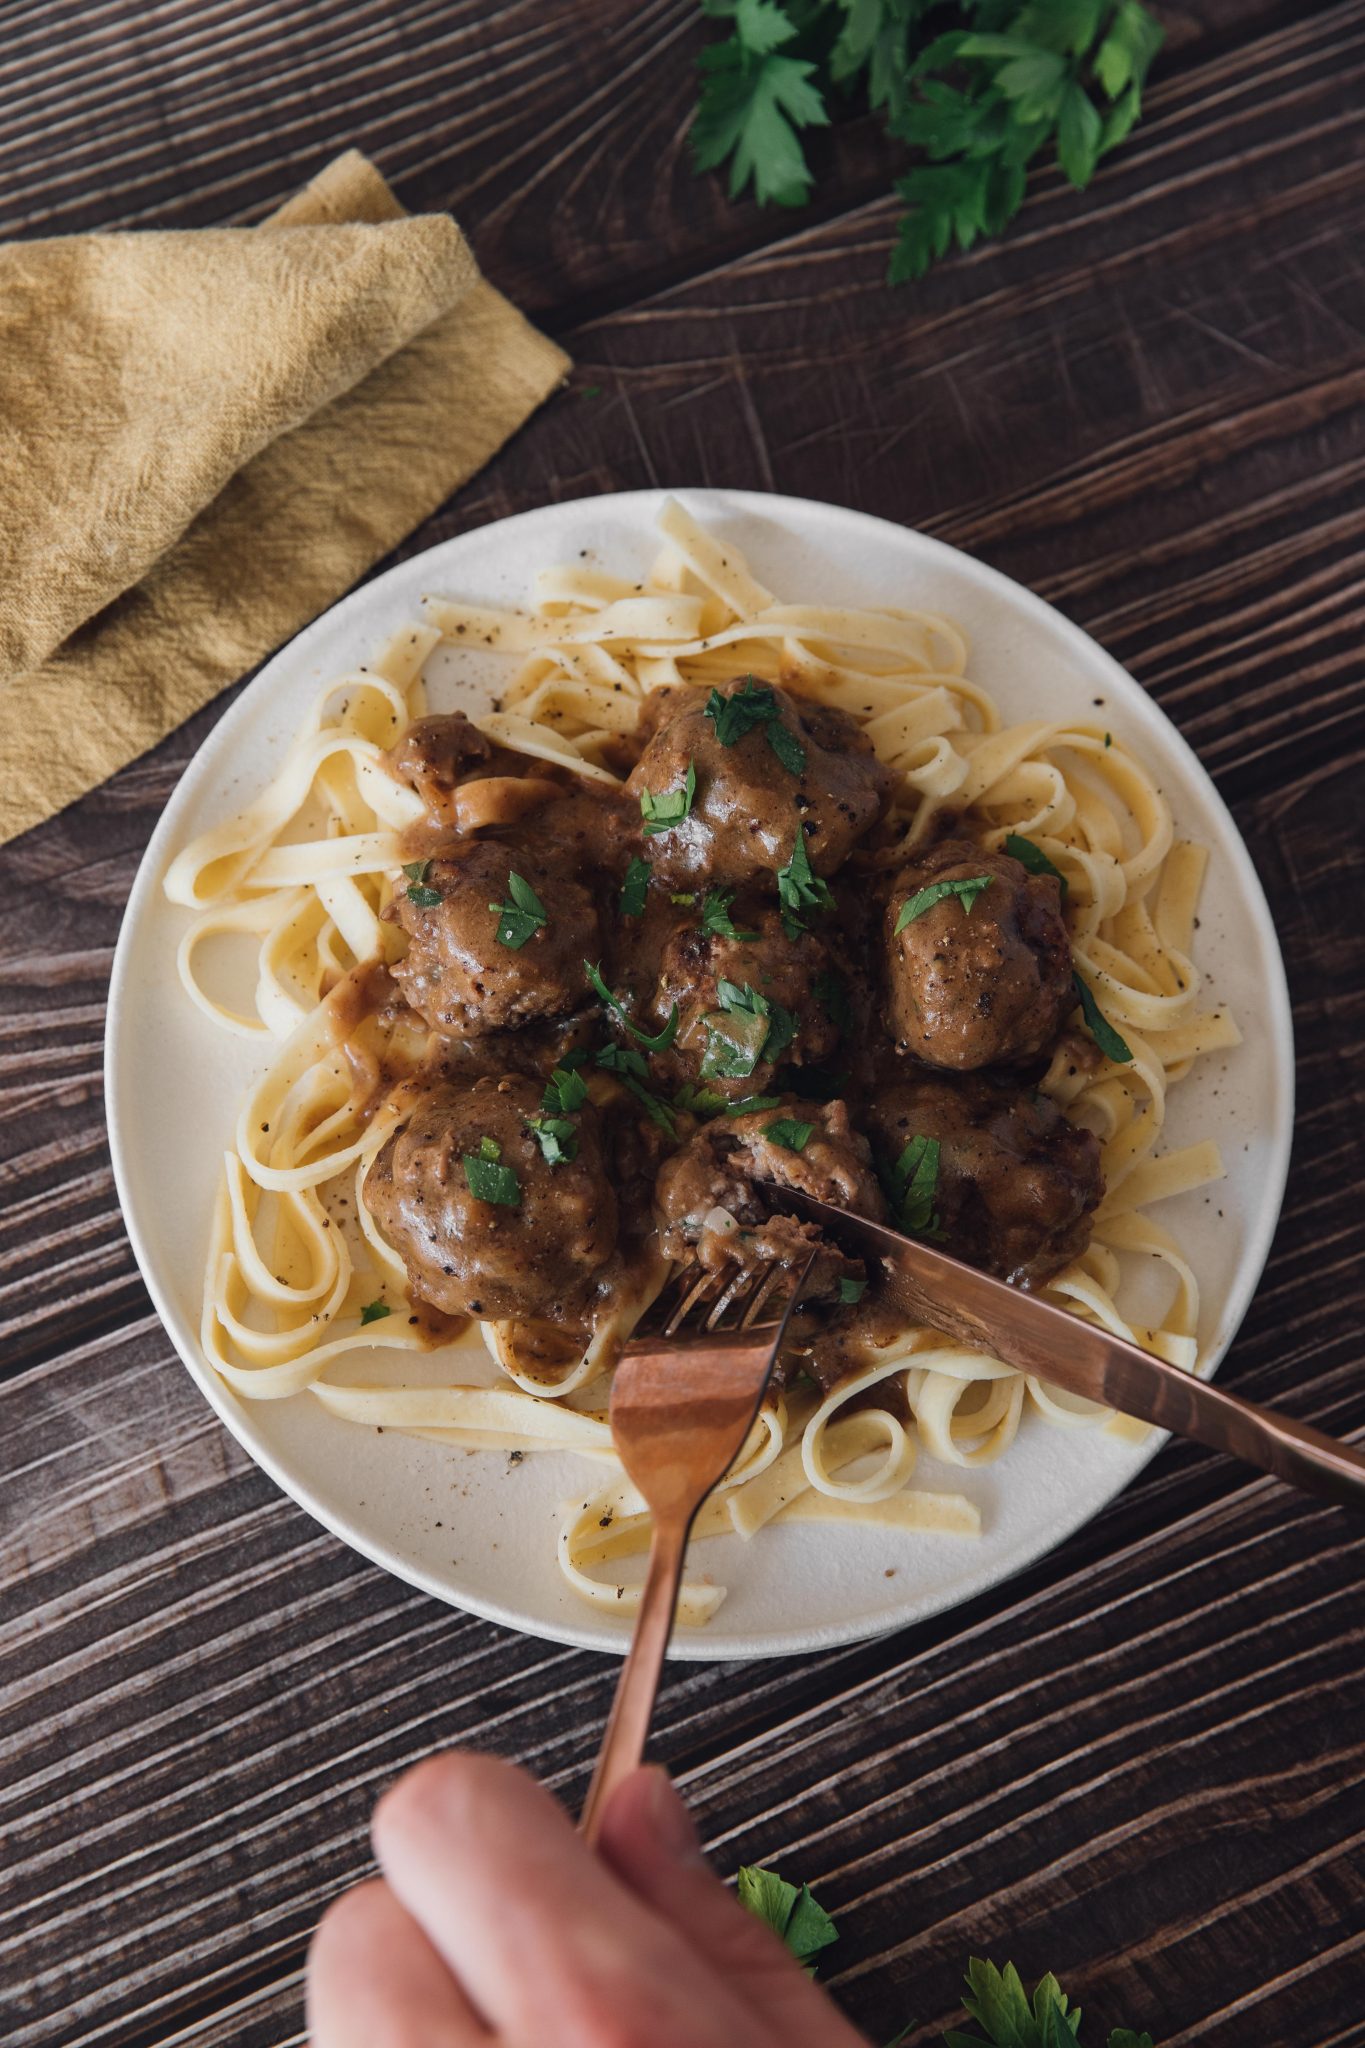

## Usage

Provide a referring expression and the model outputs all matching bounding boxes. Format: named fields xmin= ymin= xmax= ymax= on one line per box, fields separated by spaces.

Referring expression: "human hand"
xmin=307 ymin=1748 xmax=871 ymax=2045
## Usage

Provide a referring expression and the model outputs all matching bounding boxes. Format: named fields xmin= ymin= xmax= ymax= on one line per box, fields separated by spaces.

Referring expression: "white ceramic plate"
xmin=106 ymin=488 xmax=1294 ymax=1660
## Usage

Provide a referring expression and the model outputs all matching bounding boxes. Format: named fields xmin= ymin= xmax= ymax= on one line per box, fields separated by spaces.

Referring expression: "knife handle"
xmin=1118 ymin=1356 xmax=1365 ymax=1512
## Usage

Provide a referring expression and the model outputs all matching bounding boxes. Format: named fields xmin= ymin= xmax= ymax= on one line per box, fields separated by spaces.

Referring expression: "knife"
xmin=760 ymin=1183 xmax=1365 ymax=1513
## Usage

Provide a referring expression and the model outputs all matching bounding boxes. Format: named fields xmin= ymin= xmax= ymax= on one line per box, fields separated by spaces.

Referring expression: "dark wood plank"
xmin=0 ymin=0 xmax=1329 ymax=319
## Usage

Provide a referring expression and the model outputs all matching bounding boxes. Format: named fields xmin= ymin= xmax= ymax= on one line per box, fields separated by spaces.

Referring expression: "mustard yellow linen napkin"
xmin=0 ymin=151 xmax=570 ymax=844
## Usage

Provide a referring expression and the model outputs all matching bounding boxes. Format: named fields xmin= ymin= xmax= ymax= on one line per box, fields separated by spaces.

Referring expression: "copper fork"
xmin=579 ymin=1256 xmax=812 ymax=1845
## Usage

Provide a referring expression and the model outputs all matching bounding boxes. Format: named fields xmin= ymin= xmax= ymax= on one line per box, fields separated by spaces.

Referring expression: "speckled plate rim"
xmin=105 ymin=487 xmax=1295 ymax=1661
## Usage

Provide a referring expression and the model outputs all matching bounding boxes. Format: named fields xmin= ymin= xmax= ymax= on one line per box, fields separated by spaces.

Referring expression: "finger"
xmin=373 ymin=1751 xmax=770 ymax=2048
xmin=598 ymin=1767 xmax=869 ymax=2047
xmin=306 ymin=1876 xmax=489 ymax=2046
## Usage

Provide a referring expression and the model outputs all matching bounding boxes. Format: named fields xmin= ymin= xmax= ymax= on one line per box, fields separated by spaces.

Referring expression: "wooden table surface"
xmin=3 ymin=3 xmax=1363 ymax=2042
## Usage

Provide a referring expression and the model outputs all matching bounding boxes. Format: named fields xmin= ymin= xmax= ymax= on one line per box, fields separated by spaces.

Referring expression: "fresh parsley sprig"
xmin=892 ymin=1132 xmax=943 ymax=1237
xmin=489 ymin=871 xmax=548 ymax=950
xmin=736 ymin=1864 xmax=1156 ymax=2046
xmin=764 ymin=1115 xmax=815 ymax=1152
xmin=895 ymin=873 xmax=992 ymax=932
xmin=691 ymin=1 xmax=1164 ymax=287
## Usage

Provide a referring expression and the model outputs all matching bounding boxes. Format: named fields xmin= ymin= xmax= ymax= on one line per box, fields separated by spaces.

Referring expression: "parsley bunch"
xmin=738 ymin=1861 xmax=1156 ymax=2045
xmin=691 ymin=0 xmax=1164 ymax=284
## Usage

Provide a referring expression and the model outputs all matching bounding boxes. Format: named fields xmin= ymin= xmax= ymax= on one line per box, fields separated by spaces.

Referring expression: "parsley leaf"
xmin=524 ymin=1114 xmax=578 ymax=1165
xmin=488 ymin=871 xmax=548 ymax=950
xmin=620 ymin=855 xmax=651 ymax=917
xmin=639 ymin=761 xmax=697 ymax=837
xmin=702 ymin=676 xmax=806 ymax=774
xmin=701 ymin=978 xmax=799 ymax=1080
xmin=477 ymin=1136 xmax=501 ymax=1162
xmin=674 ymin=1081 xmax=729 ymax=1116
xmin=700 ymin=888 xmax=760 ymax=941
xmin=726 ymin=1092 xmax=783 ymax=1115
xmin=764 ymin=1116 xmax=815 ymax=1152
xmin=1072 ymin=970 xmax=1133 ymax=1064
xmin=736 ymin=1865 xmax=839 ymax=1966
xmin=704 ymin=677 xmax=780 ymax=744
xmin=462 ymin=1149 xmax=521 ymax=1207
xmin=776 ymin=828 xmax=834 ymax=935
xmin=405 ymin=857 xmax=443 ymax=912
xmin=596 ymin=1041 xmax=651 ymax=1082
xmin=895 ymin=874 xmax=993 ymax=931
xmin=359 ymin=1298 xmax=391 ymax=1325
xmin=838 ymin=1276 xmax=866 ymax=1304
xmin=542 ymin=1062 xmax=589 ymax=1115
xmin=892 ymin=1133 xmax=942 ymax=1238
xmin=1004 ymin=832 xmax=1068 ymax=897
xmin=583 ymin=962 xmax=681 ymax=1052
xmin=692 ymin=10 xmax=829 ymax=209
xmin=622 ymin=1074 xmax=679 ymax=1138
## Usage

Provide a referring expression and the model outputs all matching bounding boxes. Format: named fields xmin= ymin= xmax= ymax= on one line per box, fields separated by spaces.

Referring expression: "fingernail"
xmin=645 ymin=1767 xmax=706 ymax=1864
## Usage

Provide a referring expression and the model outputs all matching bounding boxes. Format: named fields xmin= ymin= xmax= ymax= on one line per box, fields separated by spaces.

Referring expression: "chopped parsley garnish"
xmin=524 ymin=1114 xmax=579 ymax=1165
xmin=671 ymin=891 xmax=698 ymax=906
xmin=595 ymin=1041 xmax=651 ymax=1082
xmin=639 ymin=760 xmax=697 ymax=836
xmin=727 ymin=1093 xmax=783 ymax=1116
xmin=735 ymin=1867 xmax=838 ymax=1969
xmin=1004 ymin=833 xmax=1068 ymax=898
xmin=619 ymin=856 xmax=651 ymax=917
xmin=764 ymin=1116 xmax=814 ymax=1152
xmin=838 ymin=1276 xmax=866 ymax=1305
xmin=700 ymin=979 xmax=798 ymax=1080
xmin=461 ymin=1147 xmax=521 ymax=1206
xmin=703 ymin=677 xmax=806 ymax=774
xmin=622 ymin=1075 xmax=678 ymax=1138
xmin=488 ymin=871 xmax=548 ymax=950
xmin=737 ymin=1862 xmax=1156 ymax=2041
xmin=1072 ymin=970 xmax=1133 ymax=1064
xmin=674 ymin=1081 xmax=727 ymax=1116
xmin=776 ymin=828 xmax=834 ymax=937
xmin=359 ymin=1298 xmax=391 ymax=1325
xmin=583 ymin=961 xmax=681 ymax=1052
xmin=811 ymin=967 xmax=851 ymax=1034
xmin=402 ymin=857 xmax=442 ymax=910
xmin=700 ymin=888 xmax=759 ymax=942
xmin=895 ymin=874 xmax=993 ymax=932
xmin=892 ymin=1133 xmax=942 ymax=1238
xmin=542 ymin=1062 xmax=589 ymax=1116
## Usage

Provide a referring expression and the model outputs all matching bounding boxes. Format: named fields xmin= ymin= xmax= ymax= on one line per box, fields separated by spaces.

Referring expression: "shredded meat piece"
xmin=885 ymin=838 xmax=1072 ymax=1069
xmin=388 ymin=841 xmax=599 ymax=1037
xmin=653 ymin=1097 xmax=885 ymax=1295
xmin=363 ymin=1076 xmax=617 ymax=1320
xmin=865 ymin=1070 xmax=1102 ymax=1287
xmin=626 ymin=678 xmax=892 ymax=888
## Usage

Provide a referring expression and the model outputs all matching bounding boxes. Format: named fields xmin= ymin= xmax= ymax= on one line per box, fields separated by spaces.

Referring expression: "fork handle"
xmin=580 ymin=1515 xmax=688 ymax=1847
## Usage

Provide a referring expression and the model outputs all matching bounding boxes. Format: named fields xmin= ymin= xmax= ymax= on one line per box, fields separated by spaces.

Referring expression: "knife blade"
xmin=759 ymin=1182 xmax=1365 ymax=1513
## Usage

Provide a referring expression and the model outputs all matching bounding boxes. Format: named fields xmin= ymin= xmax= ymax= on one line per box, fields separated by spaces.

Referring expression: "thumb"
xmin=596 ymin=1767 xmax=870 ymax=2047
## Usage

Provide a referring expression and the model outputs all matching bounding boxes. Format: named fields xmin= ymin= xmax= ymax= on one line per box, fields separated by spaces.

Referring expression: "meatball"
xmin=885 ymin=839 xmax=1072 ymax=1069
xmin=654 ymin=1097 xmax=886 ymax=1292
xmin=626 ymin=678 xmax=892 ymax=888
xmin=389 ymin=841 xmax=600 ymax=1037
xmin=363 ymin=1076 xmax=617 ymax=1320
xmin=389 ymin=712 xmax=493 ymax=815
xmin=647 ymin=905 xmax=842 ymax=1099
xmin=865 ymin=1071 xmax=1103 ymax=1287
